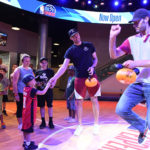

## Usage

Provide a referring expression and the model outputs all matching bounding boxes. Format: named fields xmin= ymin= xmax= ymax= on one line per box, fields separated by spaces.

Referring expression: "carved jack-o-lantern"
xmin=116 ymin=68 xmax=137 ymax=84
xmin=85 ymin=77 xmax=98 ymax=87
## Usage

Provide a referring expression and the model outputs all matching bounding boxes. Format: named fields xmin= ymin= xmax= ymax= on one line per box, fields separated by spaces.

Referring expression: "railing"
xmin=96 ymin=54 xmax=133 ymax=81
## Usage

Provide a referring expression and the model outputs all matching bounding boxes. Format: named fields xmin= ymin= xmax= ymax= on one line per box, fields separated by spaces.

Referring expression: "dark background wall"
xmin=78 ymin=23 xmax=135 ymax=68
xmin=0 ymin=20 xmax=137 ymax=99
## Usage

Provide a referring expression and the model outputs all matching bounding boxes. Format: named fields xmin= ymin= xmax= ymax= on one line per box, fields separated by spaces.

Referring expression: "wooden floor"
xmin=0 ymin=100 xmax=150 ymax=150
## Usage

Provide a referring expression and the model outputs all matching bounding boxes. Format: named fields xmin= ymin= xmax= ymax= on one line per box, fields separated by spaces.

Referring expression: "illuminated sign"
xmin=0 ymin=0 xmax=140 ymax=24
xmin=39 ymin=4 xmax=56 ymax=17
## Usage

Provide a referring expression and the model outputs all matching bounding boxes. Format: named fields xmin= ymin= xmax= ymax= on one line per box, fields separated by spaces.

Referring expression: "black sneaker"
xmin=24 ymin=142 xmax=38 ymax=150
xmin=23 ymin=141 xmax=35 ymax=148
xmin=2 ymin=110 xmax=8 ymax=116
xmin=49 ymin=121 xmax=55 ymax=129
xmin=22 ymin=141 xmax=26 ymax=147
xmin=39 ymin=122 xmax=46 ymax=129
xmin=138 ymin=127 xmax=149 ymax=144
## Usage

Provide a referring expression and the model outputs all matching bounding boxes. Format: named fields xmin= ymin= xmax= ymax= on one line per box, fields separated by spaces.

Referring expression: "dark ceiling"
xmin=0 ymin=2 xmax=77 ymax=43
xmin=0 ymin=1 xmax=150 ymax=42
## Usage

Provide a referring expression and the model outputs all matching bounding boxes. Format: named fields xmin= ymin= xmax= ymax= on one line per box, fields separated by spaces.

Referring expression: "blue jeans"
xmin=67 ymin=97 xmax=76 ymax=110
xmin=116 ymin=83 xmax=150 ymax=133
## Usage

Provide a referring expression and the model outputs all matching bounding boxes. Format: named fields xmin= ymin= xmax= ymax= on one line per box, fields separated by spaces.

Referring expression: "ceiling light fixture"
xmin=114 ymin=0 xmax=119 ymax=6
xmin=53 ymin=43 xmax=60 ymax=46
xmin=93 ymin=4 xmax=98 ymax=9
xmin=100 ymin=2 xmax=105 ymax=5
xmin=143 ymin=0 xmax=148 ymax=4
xmin=11 ymin=26 xmax=20 ymax=31
xmin=128 ymin=2 xmax=132 ymax=6
xmin=87 ymin=0 xmax=92 ymax=5
xmin=53 ymin=55 xmax=57 ymax=57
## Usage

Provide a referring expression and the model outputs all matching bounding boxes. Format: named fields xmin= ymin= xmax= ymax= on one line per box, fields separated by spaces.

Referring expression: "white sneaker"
xmin=93 ymin=124 xmax=99 ymax=135
xmin=74 ymin=125 xmax=83 ymax=136
xmin=64 ymin=117 xmax=72 ymax=121
xmin=18 ymin=123 xmax=22 ymax=130
xmin=67 ymin=118 xmax=76 ymax=123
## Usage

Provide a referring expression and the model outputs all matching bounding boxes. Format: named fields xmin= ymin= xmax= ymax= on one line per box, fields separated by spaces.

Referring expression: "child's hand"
xmin=68 ymin=93 xmax=74 ymax=100
xmin=68 ymin=95 xmax=73 ymax=100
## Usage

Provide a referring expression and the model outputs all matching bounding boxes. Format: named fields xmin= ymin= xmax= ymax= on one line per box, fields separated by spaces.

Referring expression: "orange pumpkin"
xmin=85 ymin=77 xmax=98 ymax=87
xmin=116 ymin=68 xmax=137 ymax=84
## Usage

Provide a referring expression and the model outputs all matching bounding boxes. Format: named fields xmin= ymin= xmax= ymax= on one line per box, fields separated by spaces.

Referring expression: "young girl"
xmin=22 ymin=74 xmax=51 ymax=150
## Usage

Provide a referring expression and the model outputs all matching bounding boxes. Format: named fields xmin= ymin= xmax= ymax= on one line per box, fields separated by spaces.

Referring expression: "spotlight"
xmin=128 ymin=2 xmax=132 ymax=6
xmin=100 ymin=2 xmax=105 ymax=6
xmin=93 ymin=4 xmax=98 ymax=9
xmin=143 ymin=0 xmax=148 ymax=4
xmin=75 ymin=0 xmax=79 ymax=2
xmin=114 ymin=0 xmax=119 ymax=6
xmin=87 ymin=0 xmax=92 ymax=5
